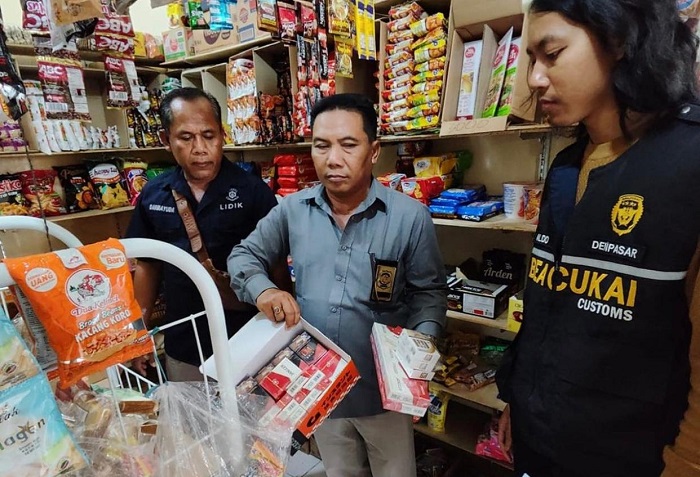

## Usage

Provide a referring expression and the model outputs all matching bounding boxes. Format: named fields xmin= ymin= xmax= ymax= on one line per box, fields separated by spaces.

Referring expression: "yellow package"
xmin=427 ymin=381 xmax=450 ymax=433
xmin=336 ymin=39 xmax=354 ymax=78
xmin=364 ymin=0 xmax=377 ymax=60
xmin=409 ymin=89 xmax=441 ymax=107
xmin=414 ymin=155 xmax=457 ymax=178
xmin=407 ymin=102 xmax=441 ymax=119
xmin=355 ymin=0 xmax=367 ymax=59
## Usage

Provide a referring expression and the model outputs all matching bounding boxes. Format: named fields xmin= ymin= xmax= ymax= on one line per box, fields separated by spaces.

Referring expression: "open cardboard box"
xmin=201 ymin=313 xmax=360 ymax=453
xmin=440 ymin=0 xmax=538 ymax=136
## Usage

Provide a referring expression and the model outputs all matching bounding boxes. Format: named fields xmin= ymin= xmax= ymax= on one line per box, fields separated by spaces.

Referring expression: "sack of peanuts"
xmin=4 ymin=239 xmax=152 ymax=388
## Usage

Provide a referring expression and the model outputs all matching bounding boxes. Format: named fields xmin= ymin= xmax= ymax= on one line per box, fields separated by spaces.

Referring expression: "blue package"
xmin=235 ymin=161 xmax=256 ymax=175
xmin=429 ymin=197 xmax=462 ymax=207
xmin=429 ymin=204 xmax=459 ymax=217
xmin=440 ymin=184 xmax=486 ymax=202
xmin=456 ymin=200 xmax=505 ymax=222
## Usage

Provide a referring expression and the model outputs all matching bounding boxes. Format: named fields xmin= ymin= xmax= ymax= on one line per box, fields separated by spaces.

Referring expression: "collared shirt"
xmin=126 ymin=159 xmax=278 ymax=365
xmin=228 ymin=179 xmax=447 ymax=417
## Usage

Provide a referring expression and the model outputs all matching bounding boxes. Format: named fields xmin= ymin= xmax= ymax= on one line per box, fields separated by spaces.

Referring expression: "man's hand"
xmin=498 ymin=404 xmax=513 ymax=462
xmin=132 ymin=354 xmax=155 ymax=377
xmin=256 ymin=288 xmax=301 ymax=328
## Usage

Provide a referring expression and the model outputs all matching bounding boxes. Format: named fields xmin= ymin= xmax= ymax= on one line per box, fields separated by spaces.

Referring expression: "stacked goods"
xmin=126 ymin=85 xmax=163 ymax=149
xmin=380 ymin=2 xmax=426 ymax=133
xmin=227 ymin=58 xmax=259 ymax=145
xmin=274 ymin=153 xmax=318 ymax=196
xmin=258 ymin=54 xmax=296 ymax=145
xmin=482 ymin=27 xmax=520 ymax=118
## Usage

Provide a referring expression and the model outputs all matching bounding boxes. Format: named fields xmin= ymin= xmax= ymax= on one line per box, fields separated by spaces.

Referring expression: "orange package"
xmin=4 ymin=239 xmax=151 ymax=388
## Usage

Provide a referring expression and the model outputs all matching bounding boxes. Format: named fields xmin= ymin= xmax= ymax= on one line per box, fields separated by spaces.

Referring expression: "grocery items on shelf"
xmin=271 ymin=153 xmax=319 ymax=196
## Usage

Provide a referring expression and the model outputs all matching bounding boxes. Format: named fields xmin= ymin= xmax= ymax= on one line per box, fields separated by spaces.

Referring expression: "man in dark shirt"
xmin=127 ymin=87 xmax=290 ymax=380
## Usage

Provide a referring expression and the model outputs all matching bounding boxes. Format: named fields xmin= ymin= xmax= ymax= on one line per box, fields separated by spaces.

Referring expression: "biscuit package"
xmin=4 ymin=239 xmax=152 ymax=388
xmin=0 ymin=173 xmax=29 ymax=216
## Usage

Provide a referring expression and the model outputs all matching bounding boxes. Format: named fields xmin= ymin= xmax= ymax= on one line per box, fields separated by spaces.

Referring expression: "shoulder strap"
xmin=171 ymin=189 xmax=210 ymax=263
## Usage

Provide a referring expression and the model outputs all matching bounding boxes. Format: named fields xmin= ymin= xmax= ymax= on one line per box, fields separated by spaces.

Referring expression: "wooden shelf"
xmin=446 ymin=310 xmax=512 ymax=332
xmin=224 ymin=142 xmax=312 ymax=152
xmin=432 ymin=215 xmax=536 ymax=233
xmin=414 ymin=404 xmax=513 ymax=470
xmin=161 ymin=35 xmax=274 ymax=66
xmin=432 ymin=382 xmax=506 ymax=413
xmin=48 ymin=206 xmax=134 ymax=222
xmin=380 ymin=123 xmax=557 ymax=143
xmin=7 ymin=43 xmax=165 ymax=66
xmin=16 ymin=61 xmax=171 ymax=77
xmin=0 ymin=147 xmax=167 ymax=158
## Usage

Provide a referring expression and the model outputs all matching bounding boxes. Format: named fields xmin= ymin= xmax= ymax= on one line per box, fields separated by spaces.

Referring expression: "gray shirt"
xmin=227 ymin=179 xmax=447 ymax=418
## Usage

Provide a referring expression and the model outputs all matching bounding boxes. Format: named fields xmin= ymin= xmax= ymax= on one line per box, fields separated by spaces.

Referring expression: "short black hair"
xmin=159 ymin=87 xmax=223 ymax=133
xmin=310 ymin=93 xmax=378 ymax=142
xmin=530 ymin=0 xmax=698 ymax=135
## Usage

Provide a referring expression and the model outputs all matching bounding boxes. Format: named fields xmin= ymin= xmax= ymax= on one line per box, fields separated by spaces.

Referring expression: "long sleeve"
xmin=403 ymin=205 xmax=447 ymax=334
xmin=663 ymin=241 xmax=700 ymax=476
xmin=227 ymin=200 xmax=290 ymax=305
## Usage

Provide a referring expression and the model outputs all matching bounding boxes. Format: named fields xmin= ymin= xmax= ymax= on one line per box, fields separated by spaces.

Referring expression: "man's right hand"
xmin=256 ymin=288 xmax=301 ymax=328
xmin=498 ymin=404 xmax=513 ymax=462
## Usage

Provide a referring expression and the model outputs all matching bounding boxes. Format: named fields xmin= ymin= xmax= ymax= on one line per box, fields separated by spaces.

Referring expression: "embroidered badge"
xmin=611 ymin=194 xmax=644 ymax=236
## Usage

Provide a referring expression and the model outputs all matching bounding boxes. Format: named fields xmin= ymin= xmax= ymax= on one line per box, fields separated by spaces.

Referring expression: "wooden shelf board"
xmin=446 ymin=310 xmax=511 ymax=331
xmin=48 ymin=206 xmax=134 ymax=222
xmin=7 ymin=43 xmax=165 ymax=66
xmin=380 ymin=123 xmax=558 ymax=143
xmin=224 ymin=142 xmax=312 ymax=152
xmin=432 ymin=215 xmax=536 ymax=232
xmin=0 ymin=147 xmax=167 ymax=159
xmin=432 ymin=382 xmax=506 ymax=413
xmin=414 ymin=404 xmax=513 ymax=470
xmin=161 ymin=35 xmax=274 ymax=66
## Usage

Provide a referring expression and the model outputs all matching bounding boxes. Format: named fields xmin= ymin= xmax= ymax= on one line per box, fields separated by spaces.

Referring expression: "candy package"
xmin=19 ymin=170 xmax=66 ymax=217
xmin=54 ymin=165 xmax=100 ymax=213
xmin=0 ymin=375 xmax=88 ymax=475
xmin=388 ymin=2 xmax=425 ymax=21
xmin=87 ymin=160 xmax=131 ymax=209
xmin=0 ymin=173 xmax=30 ymax=216
xmin=4 ymin=239 xmax=152 ymax=388
xmin=386 ymin=39 xmax=412 ymax=56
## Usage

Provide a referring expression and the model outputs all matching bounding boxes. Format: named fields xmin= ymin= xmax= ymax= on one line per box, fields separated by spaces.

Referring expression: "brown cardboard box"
xmin=162 ymin=27 xmax=190 ymax=62
xmin=189 ymin=6 xmax=239 ymax=55
xmin=440 ymin=0 xmax=537 ymax=136
xmin=237 ymin=0 xmax=267 ymax=44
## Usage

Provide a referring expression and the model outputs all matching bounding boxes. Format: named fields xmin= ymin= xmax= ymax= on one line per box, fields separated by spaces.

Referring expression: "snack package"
xmin=414 ymin=39 xmax=447 ymax=64
xmin=388 ymin=14 xmax=420 ymax=33
xmin=186 ymin=0 xmax=208 ymax=29
xmin=335 ymin=39 xmax=354 ymax=78
xmin=414 ymin=155 xmax=457 ymax=177
xmin=386 ymin=59 xmax=415 ymax=79
xmin=87 ymin=160 xmax=131 ymax=209
xmin=483 ymin=28 xmax=514 ymax=118
xmin=385 ymin=73 xmax=412 ymax=90
xmin=382 ymin=98 xmax=410 ymax=112
xmin=406 ymin=102 xmax=441 ymax=119
xmin=415 ymin=56 xmax=446 ymax=73
xmin=409 ymin=89 xmax=441 ymax=106
xmin=386 ymin=39 xmax=412 ymax=56
xmin=50 ymin=0 xmax=103 ymax=26
xmin=411 ymin=27 xmax=447 ymax=51
xmin=427 ymin=381 xmax=450 ymax=433
xmin=388 ymin=28 xmax=413 ymax=44
xmin=19 ymin=170 xmax=66 ymax=217
xmin=496 ymin=37 xmax=522 ymax=117
xmin=210 ymin=0 xmax=234 ymax=31
xmin=389 ymin=2 xmax=425 ymax=20
xmin=377 ymin=173 xmax=407 ymax=191
xmin=410 ymin=13 xmax=446 ymax=37
xmin=400 ymin=176 xmax=444 ymax=203
xmin=4 ymin=239 xmax=152 ymax=388
xmin=0 ymin=173 xmax=30 ymax=216
xmin=121 ymin=160 xmax=149 ymax=206
xmin=476 ymin=418 xmax=512 ymax=463
xmin=0 ymin=313 xmax=40 ymax=392
xmin=381 ymin=108 xmax=409 ymax=123
xmin=54 ymin=165 xmax=100 ymax=213
xmin=412 ymin=68 xmax=445 ymax=83
xmin=382 ymin=84 xmax=411 ymax=102
xmin=411 ymin=80 xmax=443 ymax=94
xmin=457 ymin=40 xmax=484 ymax=120
xmin=278 ymin=2 xmax=297 ymax=42
xmin=0 ymin=375 xmax=88 ymax=475
xmin=328 ymin=0 xmax=352 ymax=37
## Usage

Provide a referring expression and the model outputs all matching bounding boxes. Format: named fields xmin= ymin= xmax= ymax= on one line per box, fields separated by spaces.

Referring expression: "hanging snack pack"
xmin=210 ymin=0 xmax=234 ymax=31
xmin=121 ymin=160 xmax=148 ymax=206
xmin=0 ymin=173 xmax=30 ymax=216
xmin=87 ymin=159 xmax=131 ymax=209
xmin=0 ymin=315 xmax=40 ymax=392
xmin=5 ymin=239 xmax=152 ymax=388
xmin=36 ymin=56 xmax=91 ymax=122
xmin=19 ymin=170 xmax=67 ymax=217
xmin=104 ymin=55 xmax=139 ymax=108
xmin=54 ymin=164 xmax=100 ymax=213
xmin=0 ymin=11 xmax=28 ymax=121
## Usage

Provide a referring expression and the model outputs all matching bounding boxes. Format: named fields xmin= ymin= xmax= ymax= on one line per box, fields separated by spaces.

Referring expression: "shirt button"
xmin=681 ymin=105 xmax=691 ymax=114
xmin=330 ymin=307 xmax=337 ymax=313
xmin=341 ymin=245 xmax=349 ymax=251
xmin=336 ymin=275 xmax=342 ymax=281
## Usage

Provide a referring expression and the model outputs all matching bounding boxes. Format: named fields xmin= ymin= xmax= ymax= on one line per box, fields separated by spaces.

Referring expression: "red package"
xmin=277 ymin=188 xmax=300 ymax=197
xmin=95 ymin=14 xmax=135 ymax=37
xmin=400 ymin=176 xmax=444 ymax=204
xmin=277 ymin=175 xmax=317 ymax=189
xmin=277 ymin=164 xmax=317 ymax=177
xmin=475 ymin=418 xmax=513 ymax=463
xmin=278 ymin=2 xmax=297 ymax=42
xmin=19 ymin=170 xmax=66 ymax=217
xmin=273 ymin=154 xmax=313 ymax=166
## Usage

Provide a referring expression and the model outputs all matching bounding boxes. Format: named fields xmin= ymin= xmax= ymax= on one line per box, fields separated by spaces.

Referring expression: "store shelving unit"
xmin=446 ymin=310 xmax=511 ymax=332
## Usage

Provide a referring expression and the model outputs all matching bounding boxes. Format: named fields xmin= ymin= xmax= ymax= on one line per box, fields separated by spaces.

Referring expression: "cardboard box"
xmin=396 ymin=329 xmax=441 ymax=373
xmin=201 ymin=315 xmax=360 ymax=453
xmin=507 ymin=291 xmax=524 ymax=332
xmin=440 ymin=0 xmax=537 ymax=136
xmin=190 ymin=28 xmax=239 ymax=55
xmin=397 ymin=353 xmax=436 ymax=381
xmin=447 ymin=278 xmax=510 ymax=319
xmin=237 ymin=0 xmax=267 ymax=44
xmin=162 ymin=27 xmax=190 ymax=62
xmin=371 ymin=323 xmax=431 ymax=417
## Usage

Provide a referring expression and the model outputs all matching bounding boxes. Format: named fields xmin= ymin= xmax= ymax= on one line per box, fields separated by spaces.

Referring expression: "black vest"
xmin=498 ymin=106 xmax=700 ymax=475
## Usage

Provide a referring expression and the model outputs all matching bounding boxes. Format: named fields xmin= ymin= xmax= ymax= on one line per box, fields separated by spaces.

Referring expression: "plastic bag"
xmin=0 ymin=173 xmax=30 ymax=216
xmin=0 ymin=313 xmax=40 ymax=391
xmin=153 ymin=381 xmax=294 ymax=477
xmin=19 ymin=169 xmax=67 ymax=217
xmin=4 ymin=239 xmax=152 ymax=388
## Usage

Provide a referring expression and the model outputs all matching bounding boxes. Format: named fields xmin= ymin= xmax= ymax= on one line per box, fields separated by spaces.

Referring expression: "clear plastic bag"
xmin=152 ymin=382 xmax=294 ymax=477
